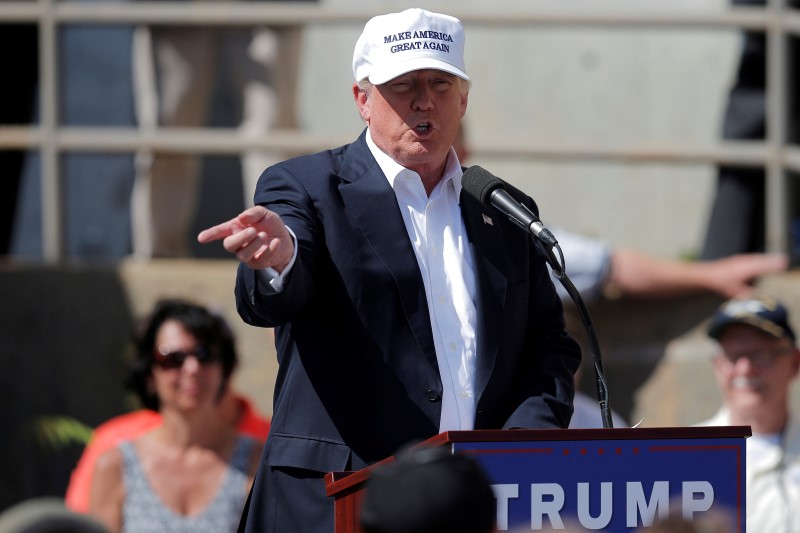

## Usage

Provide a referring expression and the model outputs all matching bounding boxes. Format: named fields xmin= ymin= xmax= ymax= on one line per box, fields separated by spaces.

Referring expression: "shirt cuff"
xmin=256 ymin=226 xmax=298 ymax=294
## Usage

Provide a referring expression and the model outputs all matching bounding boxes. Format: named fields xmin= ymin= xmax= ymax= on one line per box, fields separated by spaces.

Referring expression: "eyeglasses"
xmin=721 ymin=347 xmax=794 ymax=368
xmin=153 ymin=344 xmax=218 ymax=370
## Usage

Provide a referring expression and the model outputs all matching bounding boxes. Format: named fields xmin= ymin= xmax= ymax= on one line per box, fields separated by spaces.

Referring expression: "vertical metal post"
xmin=766 ymin=0 xmax=788 ymax=254
xmin=40 ymin=0 xmax=62 ymax=262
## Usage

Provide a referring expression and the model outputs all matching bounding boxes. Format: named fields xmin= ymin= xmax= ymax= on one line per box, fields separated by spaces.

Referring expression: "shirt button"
xmin=426 ymin=390 xmax=441 ymax=403
xmin=449 ymin=342 xmax=457 ymax=351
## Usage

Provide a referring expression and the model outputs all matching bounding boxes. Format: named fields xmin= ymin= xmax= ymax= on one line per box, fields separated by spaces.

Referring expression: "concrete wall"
xmin=300 ymin=0 xmax=738 ymax=260
xmin=8 ymin=1 xmax=744 ymax=265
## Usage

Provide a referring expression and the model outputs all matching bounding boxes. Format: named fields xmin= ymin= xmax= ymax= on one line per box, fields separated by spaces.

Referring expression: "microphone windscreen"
xmin=461 ymin=165 xmax=503 ymax=205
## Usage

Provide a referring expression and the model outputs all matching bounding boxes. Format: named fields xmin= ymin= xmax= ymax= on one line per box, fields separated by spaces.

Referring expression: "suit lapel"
xmin=460 ymin=190 xmax=509 ymax=400
xmin=337 ymin=134 xmax=438 ymax=374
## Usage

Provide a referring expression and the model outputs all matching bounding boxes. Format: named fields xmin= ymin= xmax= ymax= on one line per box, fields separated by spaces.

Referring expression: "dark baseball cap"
xmin=359 ymin=445 xmax=495 ymax=533
xmin=707 ymin=296 xmax=796 ymax=342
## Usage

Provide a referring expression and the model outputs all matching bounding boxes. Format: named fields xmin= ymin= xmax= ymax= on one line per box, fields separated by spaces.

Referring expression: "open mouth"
xmin=414 ymin=122 xmax=432 ymax=134
xmin=731 ymin=376 xmax=763 ymax=391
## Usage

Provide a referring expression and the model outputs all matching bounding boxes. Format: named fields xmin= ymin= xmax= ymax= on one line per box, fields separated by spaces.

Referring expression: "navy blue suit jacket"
xmin=235 ymin=129 xmax=581 ymax=531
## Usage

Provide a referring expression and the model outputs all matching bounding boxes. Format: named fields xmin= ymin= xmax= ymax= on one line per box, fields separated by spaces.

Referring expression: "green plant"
xmin=33 ymin=416 xmax=93 ymax=452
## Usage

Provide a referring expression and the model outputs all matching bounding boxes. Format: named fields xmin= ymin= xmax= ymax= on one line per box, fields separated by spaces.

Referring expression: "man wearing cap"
xmin=199 ymin=8 xmax=580 ymax=532
xmin=696 ymin=296 xmax=800 ymax=532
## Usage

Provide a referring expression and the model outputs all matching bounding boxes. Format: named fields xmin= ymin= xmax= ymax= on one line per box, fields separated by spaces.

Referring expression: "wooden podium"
xmin=325 ymin=426 xmax=750 ymax=532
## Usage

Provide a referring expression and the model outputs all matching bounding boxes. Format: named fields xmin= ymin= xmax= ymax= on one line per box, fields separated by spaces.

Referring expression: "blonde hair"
xmin=356 ymin=75 xmax=471 ymax=97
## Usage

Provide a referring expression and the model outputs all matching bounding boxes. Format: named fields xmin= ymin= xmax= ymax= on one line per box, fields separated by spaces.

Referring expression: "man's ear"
xmin=353 ymin=83 xmax=369 ymax=123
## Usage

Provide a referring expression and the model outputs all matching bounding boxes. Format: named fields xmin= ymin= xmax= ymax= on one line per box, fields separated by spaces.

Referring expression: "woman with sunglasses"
xmin=88 ymin=299 xmax=263 ymax=533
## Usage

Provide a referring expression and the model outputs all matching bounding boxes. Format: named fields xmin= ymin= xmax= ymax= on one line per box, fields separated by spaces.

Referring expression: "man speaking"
xmin=199 ymin=8 xmax=581 ymax=532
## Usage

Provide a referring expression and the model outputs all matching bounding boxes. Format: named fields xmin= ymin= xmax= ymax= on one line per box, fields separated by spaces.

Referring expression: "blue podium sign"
xmin=325 ymin=426 xmax=750 ymax=533
xmin=447 ymin=428 xmax=747 ymax=532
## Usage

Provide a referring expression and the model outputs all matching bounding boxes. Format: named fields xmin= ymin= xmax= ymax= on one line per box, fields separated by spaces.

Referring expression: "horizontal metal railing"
xmin=0 ymin=2 xmax=788 ymax=29
xmin=0 ymin=126 xmax=791 ymax=169
xmin=0 ymin=1 xmax=796 ymax=261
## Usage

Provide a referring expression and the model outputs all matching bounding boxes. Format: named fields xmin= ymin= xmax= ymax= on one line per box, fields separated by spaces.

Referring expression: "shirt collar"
xmin=365 ymin=128 xmax=464 ymax=201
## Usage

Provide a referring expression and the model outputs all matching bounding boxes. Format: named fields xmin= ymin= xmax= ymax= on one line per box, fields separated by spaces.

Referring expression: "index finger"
xmin=197 ymin=218 xmax=240 ymax=244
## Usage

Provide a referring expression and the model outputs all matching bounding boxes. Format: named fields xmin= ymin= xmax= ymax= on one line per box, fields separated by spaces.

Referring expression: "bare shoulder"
xmin=93 ymin=446 xmax=124 ymax=481
xmin=89 ymin=446 xmax=125 ymax=531
xmin=90 ymin=446 xmax=125 ymax=504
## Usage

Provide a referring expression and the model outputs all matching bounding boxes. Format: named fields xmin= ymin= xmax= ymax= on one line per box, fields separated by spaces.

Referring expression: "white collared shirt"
xmin=366 ymin=130 xmax=478 ymax=432
xmin=696 ymin=408 xmax=800 ymax=532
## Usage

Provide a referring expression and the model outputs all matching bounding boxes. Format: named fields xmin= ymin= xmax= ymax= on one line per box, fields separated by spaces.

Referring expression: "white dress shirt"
xmin=366 ymin=130 xmax=478 ymax=432
xmin=261 ymin=131 xmax=480 ymax=432
xmin=696 ymin=408 xmax=800 ymax=532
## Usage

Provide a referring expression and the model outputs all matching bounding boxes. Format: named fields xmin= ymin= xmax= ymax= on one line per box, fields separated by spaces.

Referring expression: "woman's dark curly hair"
xmin=126 ymin=299 xmax=239 ymax=411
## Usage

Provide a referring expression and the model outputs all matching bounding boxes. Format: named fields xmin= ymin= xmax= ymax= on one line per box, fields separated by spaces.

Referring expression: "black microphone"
xmin=461 ymin=165 xmax=557 ymax=247
xmin=462 ymin=166 xmax=613 ymax=428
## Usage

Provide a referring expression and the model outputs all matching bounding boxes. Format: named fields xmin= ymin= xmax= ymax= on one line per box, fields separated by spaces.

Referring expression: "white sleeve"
xmin=547 ymin=226 xmax=613 ymax=303
xmin=256 ymin=226 xmax=299 ymax=294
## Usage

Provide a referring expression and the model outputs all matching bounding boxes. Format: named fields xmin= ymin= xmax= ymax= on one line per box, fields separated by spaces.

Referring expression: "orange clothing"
xmin=65 ymin=396 xmax=269 ymax=513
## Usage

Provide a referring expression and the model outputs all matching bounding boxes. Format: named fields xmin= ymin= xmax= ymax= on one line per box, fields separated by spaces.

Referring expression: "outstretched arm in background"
xmin=606 ymin=249 xmax=788 ymax=299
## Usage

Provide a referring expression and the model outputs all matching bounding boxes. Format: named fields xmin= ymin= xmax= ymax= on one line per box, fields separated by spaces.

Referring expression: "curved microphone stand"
xmin=542 ymin=242 xmax=614 ymax=429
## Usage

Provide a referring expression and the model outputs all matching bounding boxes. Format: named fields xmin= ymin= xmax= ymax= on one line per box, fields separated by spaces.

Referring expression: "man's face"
xmin=354 ymin=69 xmax=468 ymax=180
xmin=713 ymin=324 xmax=800 ymax=418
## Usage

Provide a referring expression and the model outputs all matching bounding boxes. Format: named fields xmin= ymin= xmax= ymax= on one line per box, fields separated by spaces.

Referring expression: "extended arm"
xmin=605 ymin=249 xmax=787 ymax=299
xmin=551 ymin=227 xmax=787 ymax=301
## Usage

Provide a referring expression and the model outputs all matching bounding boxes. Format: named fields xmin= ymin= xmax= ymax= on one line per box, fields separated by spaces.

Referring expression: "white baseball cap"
xmin=352 ymin=8 xmax=469 ymax=85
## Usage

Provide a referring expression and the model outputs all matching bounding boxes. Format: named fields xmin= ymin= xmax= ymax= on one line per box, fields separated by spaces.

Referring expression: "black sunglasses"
xmin=153 ymin=344 xmax=218 ymax=370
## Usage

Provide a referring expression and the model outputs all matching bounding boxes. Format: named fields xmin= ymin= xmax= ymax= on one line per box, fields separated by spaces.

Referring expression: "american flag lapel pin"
xmin=482 ymin=213 xmax=494 ymax=226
